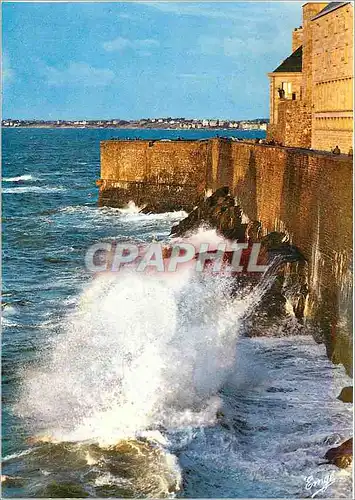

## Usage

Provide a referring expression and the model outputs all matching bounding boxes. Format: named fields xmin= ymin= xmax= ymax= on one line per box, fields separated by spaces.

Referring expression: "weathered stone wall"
xmin=266 ymin=124 xmax=282 ymax=145
xmin=205 ymin=139 xmax=353 ymax=373
xmin=280 ymin=100 xmax=312 ymax=148
xmin=99 ymin=140 xmax=209 ymax=211
xmin=267 ymin=100 xmax=312 ymax=148
xmin=99 ymin=138 xmax=353 ymax=373
xmin=268 ymin=72 xmax=303 ymax=125
xmin=311 ymin=3 xmax=354 ymax=153
xmin=292 ymin=27 xmax=303 ymax=52
xmin=301 ymin=3 xmax=328 ymax=106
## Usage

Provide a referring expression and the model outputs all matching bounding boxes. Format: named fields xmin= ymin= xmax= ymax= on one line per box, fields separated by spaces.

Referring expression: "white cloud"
xmin=143 ymin=1 xmax=302 ymax=60
xmin=103 ymin=36 xmax=130 ymax=51
xmin=139 ymin=2 xmax=237 ymax=19
xmin=196 ymin=2 xmax=302 ymax=59
xmin=118 ymin=13 xmax=133 ymax=20
xmin=103 ymin=37 xmax=159 ymax=53
xmin=2 ymin=54 xmax=15 ymax=83
xmin=179 ymin=73 xmax=212 ymax=80
xmin=196 ymin=34 xmax=257 ymax=56
xmin=140 ymin=2 xmax=301 ymax=21
xmin=44 ymin=62 xmax=115 ymax=87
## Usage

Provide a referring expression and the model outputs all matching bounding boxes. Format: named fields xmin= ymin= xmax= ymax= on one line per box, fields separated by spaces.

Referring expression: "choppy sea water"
xmin=1 ymin=128 xmax=353 ymax=498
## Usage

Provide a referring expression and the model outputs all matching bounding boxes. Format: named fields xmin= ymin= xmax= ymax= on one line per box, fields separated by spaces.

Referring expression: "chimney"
xmin=292 ymin=27 xmax=304 ymax=52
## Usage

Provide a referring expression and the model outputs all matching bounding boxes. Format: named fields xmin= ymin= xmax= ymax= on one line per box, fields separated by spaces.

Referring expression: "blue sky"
xmin=2 ymin=1 xmax=302 ymax=120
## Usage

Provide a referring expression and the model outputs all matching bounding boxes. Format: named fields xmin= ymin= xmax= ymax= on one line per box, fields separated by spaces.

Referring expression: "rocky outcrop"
xmin=337 ymin=386 xmax=353 ymax=403
xmin=171 ymin=186 xmax=247 ymax=241
xmin=324 ymin=438 xmax=353 ymax=469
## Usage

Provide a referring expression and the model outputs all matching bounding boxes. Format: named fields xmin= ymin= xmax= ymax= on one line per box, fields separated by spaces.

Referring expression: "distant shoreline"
xmin=2 ymin=125 xmax=265 ymax=132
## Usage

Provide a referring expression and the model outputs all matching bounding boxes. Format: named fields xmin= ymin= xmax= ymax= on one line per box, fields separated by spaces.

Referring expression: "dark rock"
xmin=208 ymin=186 xmax=229 ymax=201
xmin=324 ymin=438 xmax=353 ymax=468
xmin=260 ymin=231 xmax=289 ymax=250
xmin=246 ymin=220 xmax=262 ymax=242
xmin=337 ymin=386 xmax=353 ymax=403
xmin=258 ymin=231 xmax=308 ymax=322
xmin=39 ymin=481 xmax=89 ymax=497
xmin=259 ymin=232 xmax=305 ymax=264
xmin=170 ymin=186 xmax=247 ymax=241
xmin=170 ymin=190 xmax=309 ymax=334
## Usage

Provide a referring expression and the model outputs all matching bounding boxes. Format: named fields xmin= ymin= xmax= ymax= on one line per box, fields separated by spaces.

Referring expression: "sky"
xmin=2 ymin=1 xmax=302 ymax=120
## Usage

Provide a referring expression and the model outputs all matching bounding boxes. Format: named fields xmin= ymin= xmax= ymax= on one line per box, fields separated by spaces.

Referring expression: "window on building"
xmin=281 ymin=82 xmax=292 ymax=97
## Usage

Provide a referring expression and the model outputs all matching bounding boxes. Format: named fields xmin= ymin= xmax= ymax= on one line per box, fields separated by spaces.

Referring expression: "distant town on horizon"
xmin=2 ymin=117 xmax=269 ymax=130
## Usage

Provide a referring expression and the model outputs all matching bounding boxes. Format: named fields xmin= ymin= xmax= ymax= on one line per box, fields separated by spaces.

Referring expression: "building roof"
xmin=312 ymin=2 xmax=351 ymax=20
xmin=272 ymin=46 xmax=303 ymax=73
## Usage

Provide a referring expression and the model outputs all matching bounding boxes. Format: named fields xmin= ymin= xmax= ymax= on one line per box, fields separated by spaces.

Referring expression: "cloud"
xmin=103 ymin=37 xmax=159 ymax=53
xmin=139 ymin=2 xmax=237 ymax=19
xmin=118 ymin=13 xmax=133 ymax=20
xmin=103 ymin=37 xmax=130 ymax=51
xmin=179 ymin=73 xmax=212 ymax=80
xmin=197 ymin=35 xmax=268 ymax=57
xmin=143 ymin=1 xmax=302 ymax=58
xmin=44 ymin=62 xmax=115 ymax=87
xmin=2 ymin=54 xmax=15 ymax=83
xmin=197 ymin=3 xmax=302 ymax=59
xmin=140 ymin=2 xmax=300 ymax=22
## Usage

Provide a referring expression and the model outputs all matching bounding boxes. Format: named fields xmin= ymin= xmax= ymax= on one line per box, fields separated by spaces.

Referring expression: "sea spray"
xmin=16 ymin=263 xmax=268 ymax=446
xmin=14 ymin=231 xmax=279 ymax=497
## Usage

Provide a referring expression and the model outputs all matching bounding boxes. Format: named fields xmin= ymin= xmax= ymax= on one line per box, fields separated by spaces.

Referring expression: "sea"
xmin=1 ymin=128 xmax=353 ymax=498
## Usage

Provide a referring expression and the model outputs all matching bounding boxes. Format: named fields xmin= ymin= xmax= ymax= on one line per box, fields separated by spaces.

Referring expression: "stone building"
xmin=267 ymin=2 xmax=353 ymax=153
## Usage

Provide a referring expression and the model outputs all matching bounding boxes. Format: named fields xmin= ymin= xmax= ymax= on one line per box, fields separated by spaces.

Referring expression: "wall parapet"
xmin=99 ymin=139 xmax=212 ymax=212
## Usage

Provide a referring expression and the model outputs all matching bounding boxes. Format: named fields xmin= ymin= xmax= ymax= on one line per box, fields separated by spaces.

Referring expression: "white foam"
xmin=94 ymin=472 xmax=132 ymax=487
xmin=119 ymin=210 xmax=188 ymax=223
xmin=3 ymin=186 xmax=66 ymax=194
xmin=171 ymin=226 xmax=230 ymax=251
xmin=2 ymin=174 xmax=37 ymax=182
xmin=99 ymin=201 xmax=186 ymax=220
xmin=16 ymin=267 xmax=261 ymax=446
xmin=57 ymin=203 xmax=186 ymax=225
xmin=1 ymin=317 xmax=19 ymax=328
xmin=117 ymin=200 xmax=143 ymax=214
xmin=2 ymin=448 xmax=33 ymax=462
xmin=2 ymin=305 xmax=17 ymax=316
